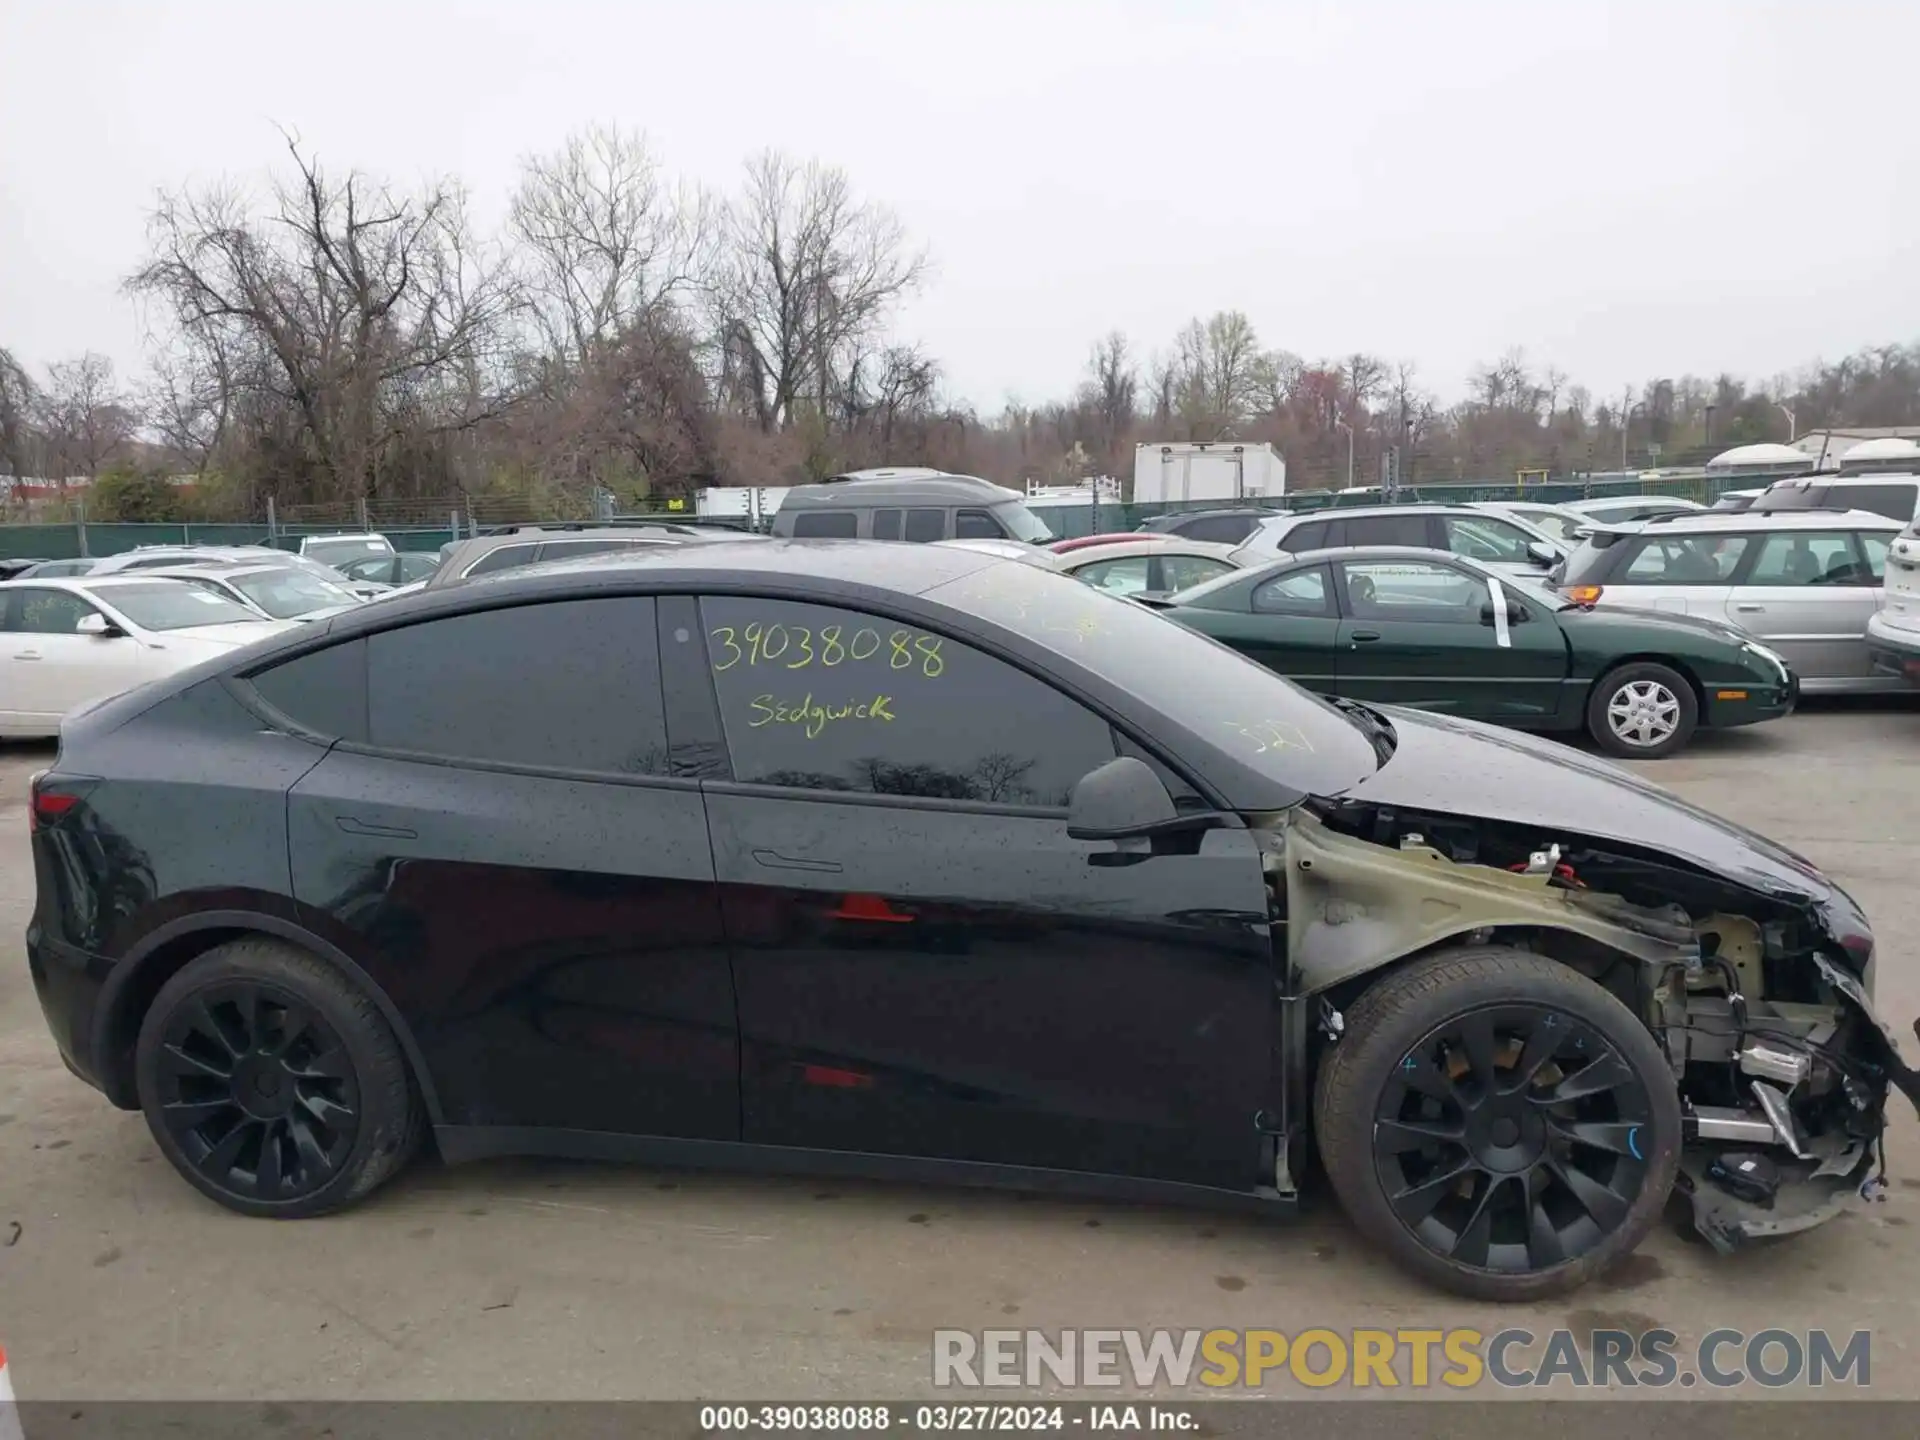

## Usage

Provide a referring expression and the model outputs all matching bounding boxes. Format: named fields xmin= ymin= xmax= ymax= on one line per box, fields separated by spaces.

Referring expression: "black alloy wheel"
xmin=150 ymin=982 xmax=360 ymax=1202
xmin=1316 ymin=946 xmax=1680 ymax=1301
xmin=1372 ymin=1004 xmax=1652 ymax=1273
xmin=136 ymin=939 xmax=422 ymax=1217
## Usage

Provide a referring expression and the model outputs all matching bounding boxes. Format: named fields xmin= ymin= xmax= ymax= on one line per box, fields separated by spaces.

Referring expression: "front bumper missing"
xmin=1675 ymin=955 xmax=1916 ymax=1253
xmin=1677 ymin=1139 xmax=1878 ymax=1253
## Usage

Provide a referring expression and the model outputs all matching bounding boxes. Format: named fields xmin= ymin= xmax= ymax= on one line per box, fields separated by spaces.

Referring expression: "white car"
xmin=137 ymin=562 xmax=364 ymax=623
xmin=1561 ymin=494 xmax=1706 ymax=527
xmin=1466 ymin=500 xmax=1588 ymax=544
xmin=90 ymin=545 xmax=393 ymax=600
xmin=1866 ymin=517 xmax=1920 ymax=685
xmin=298 ymin=532 xmax=397 ymax=569
xmin=0 ymin=577 xmax=298 ymax=738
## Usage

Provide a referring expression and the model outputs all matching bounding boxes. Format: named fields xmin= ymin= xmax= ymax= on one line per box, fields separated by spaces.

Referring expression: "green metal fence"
xmin=0 ymin=474 xmax=1735 ymax=559
xmin=0 ymin=522 xmax=457 ymax=562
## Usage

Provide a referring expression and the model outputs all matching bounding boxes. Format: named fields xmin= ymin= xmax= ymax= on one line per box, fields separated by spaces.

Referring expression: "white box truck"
xmin=1132 ymin=442 xmax=1285 ymax=503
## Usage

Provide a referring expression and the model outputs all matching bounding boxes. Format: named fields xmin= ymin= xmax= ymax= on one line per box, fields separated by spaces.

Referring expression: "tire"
xmin=1315 ymin=946 xmax=1681 ymax=1302
xmin=134 ymin=938 xmax=424 ymax=1218
xmin=1586 ymin=661 xmax=1698 ymax=759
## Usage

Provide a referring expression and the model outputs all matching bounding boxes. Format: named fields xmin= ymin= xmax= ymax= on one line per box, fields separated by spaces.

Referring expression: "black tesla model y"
xmin=25 ymin=540 xmax=1918 ymax=1299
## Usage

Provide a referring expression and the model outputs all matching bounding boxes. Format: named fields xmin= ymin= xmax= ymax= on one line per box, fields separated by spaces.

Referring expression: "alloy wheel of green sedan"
xmin=1605 ymin=679 xmax=1682 ymax=749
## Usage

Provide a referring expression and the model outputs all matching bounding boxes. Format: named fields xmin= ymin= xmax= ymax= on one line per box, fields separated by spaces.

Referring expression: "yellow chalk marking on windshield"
xmin=1224 ymin=720 xmax=1315 ymax=754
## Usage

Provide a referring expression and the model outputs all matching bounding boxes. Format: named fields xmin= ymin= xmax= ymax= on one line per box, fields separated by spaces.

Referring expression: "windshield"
xmin=100 ymin=582 xmax=260 ymax=631
xmin=305 ymin=537 xmax=395 ymax=566
xmin=230 ymin=567 xmax=361 ymax=618
xmin=993 ymin=502 xmax=1055 ymax=543
xmin=925 ymin=558 xmax=1379 ymax=800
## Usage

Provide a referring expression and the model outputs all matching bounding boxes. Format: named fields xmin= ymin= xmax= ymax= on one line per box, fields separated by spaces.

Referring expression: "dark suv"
xmin=24 ymin=542 xmax=1916 ymax=1300
xmin=770 ymin=469 xmax=1054 ymax=543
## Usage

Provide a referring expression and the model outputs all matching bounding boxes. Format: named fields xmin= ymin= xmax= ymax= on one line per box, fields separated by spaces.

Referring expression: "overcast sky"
xmin=2 ymin=0 xmax=1915 ymax=411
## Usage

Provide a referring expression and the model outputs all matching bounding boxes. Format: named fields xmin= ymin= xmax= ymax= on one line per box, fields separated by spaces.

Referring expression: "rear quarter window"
xmin=791 ymin=512 xmax=858 ymax=539
xmin=1277 ymin=519 xmax=1331 ymax=552
xmin=1836 ymin=483 xmax=1920 ymax=523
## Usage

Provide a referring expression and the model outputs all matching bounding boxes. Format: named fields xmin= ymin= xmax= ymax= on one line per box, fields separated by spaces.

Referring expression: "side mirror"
xmin=1067 ymin=758 xmax=1178 ymax=840
xmin=1480 ymin=598 xmax=1527 ymax=626
xmin=1525 ymin=541 xmax=1560 ymax=568
xmin=1066 ymin=757 xmax=1237 ymax=845
xmin=75 ymin=613 xmax=124 ymax=638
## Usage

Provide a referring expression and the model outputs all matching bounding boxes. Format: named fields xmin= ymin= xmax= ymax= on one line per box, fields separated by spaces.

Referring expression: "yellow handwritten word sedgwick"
xmin=747 ymin=693 xmax=898 ymax=740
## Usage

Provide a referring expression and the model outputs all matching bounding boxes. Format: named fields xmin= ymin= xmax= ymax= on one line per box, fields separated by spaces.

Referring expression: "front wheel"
xmin=1315 ymin=947 xmax=1681 ymax=1301
xmin=1587 ymin=661 xmax=1698 ymax=759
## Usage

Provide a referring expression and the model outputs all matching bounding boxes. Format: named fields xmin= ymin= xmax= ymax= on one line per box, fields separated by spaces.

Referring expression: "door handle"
xmin=1733 ymin=604 xmax=1765 ymax=613
xmin=1350 ymin=630 xmax=1383 ymax=644
xmin=752 ymin=848 xmax=843 ymax=874
xmin=13 ymin=651 xmax=41 ymax=661
xmin=335 ymin=815 xmax=418 ymax=840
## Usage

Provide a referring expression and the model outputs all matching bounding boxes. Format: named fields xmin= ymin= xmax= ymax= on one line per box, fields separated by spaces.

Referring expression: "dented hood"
xmin=1337 ymin=705 xmax=1847 ymax=911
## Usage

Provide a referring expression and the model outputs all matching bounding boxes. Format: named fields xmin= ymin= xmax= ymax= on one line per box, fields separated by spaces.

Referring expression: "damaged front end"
xmin=1271 ymin=800 xmax=1920 ymax=1254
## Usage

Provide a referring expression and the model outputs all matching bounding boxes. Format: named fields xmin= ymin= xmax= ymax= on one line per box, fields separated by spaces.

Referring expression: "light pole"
xmin=1334 ymin=417 xmax=1354 ymax=490
xmin=1621 ymin=402 xmax=1646 ymax=472
xmin=1777 ymin=403 xmax=1797 ymax=441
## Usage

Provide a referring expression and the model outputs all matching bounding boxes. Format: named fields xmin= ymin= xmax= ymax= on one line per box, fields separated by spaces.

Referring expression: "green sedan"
xmin=1153 ymin=546 xmax=1798 ymax=758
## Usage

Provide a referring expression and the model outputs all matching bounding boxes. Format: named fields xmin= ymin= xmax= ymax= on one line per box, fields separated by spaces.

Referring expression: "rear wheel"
xmin=135 ymin=938 xmax=422 ymax=1217
xmin=1315 ymin=947 xmax=1680 ymax=1301
xmin=1587 ymin=661 xmax=1697 ymax=759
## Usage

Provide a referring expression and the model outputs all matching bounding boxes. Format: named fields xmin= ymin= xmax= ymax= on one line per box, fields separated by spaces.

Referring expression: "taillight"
xmin=27 ymin=773 xmax=82 ymax=834
xmin=1562 ymin=584 xmax=1604 ymax=606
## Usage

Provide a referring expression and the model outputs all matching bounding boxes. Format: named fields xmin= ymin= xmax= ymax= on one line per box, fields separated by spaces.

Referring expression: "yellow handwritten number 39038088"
xmin=711 ymin=623 xmax=945 ymax=678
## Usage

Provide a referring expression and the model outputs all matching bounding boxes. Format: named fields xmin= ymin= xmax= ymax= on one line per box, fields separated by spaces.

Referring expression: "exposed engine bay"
xmin=1266 ymin=800 xmax=1920 ymax=1251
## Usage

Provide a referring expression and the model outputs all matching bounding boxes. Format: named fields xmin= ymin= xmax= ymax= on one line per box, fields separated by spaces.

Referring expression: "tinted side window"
xmin=1178 ymin=515 xmax=1258 ymax=544
xmin=1340 ymin=559 xmax=1487 ymax=623
xmin=1073 ymin=557 xmax=1153 ymax=596
xmin=1253 ymin=567 xmax=1335 ymax=616
xmin=1746 ymin=531 xmax=1859 ymax=587
xmin=1859 ymin=532 xmax=1892 ymax=581
xmin=1344 ymin=514 xmax=1432 ymax=547
xmin=1621 ymin=535 xmax=1748 ymax=583
xmin=250 ymin=639 xmax=370 ymax=740
xmin=954 ymin=509 xmax=1002 ymax=539
xmin=903 ymin=508 xmax=946 ymax=543
xmin=365 ymin=599 xmax=668 ymax=774
xmin=6 ymin=588 xmax=98 ymax=633
xmin=1278 ymin=520 xmax=1330 ymax=552
xmin=1159 ymin=554 xmax=1234 ymax=592
xmin=701 ymin=595 xmax=1114 ymax=805
xmin=792 ymin=511 xmax=858 ymax=538
xmin=537 ymin=538 xmax=657 ymax=561
xmin=1442 ymin=514 xmax=1535 ymax=563
xmin=871 ymin=509 xmax=904 ymax=541
xmin=464 ymin=543 xmax=539 ymax=577
xmin=1839 ymin=484 xmax=1919 ymax=523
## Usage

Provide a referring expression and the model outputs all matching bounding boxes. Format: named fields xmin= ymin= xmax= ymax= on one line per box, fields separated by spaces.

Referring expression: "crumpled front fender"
xmin=1282 ymin=809 xmax=1698 ymax=994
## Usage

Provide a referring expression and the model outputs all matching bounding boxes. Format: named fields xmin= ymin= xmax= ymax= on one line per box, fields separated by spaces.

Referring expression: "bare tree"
xmin=1082 ymin=332 xmax=1135 ymax=433
xmin=710 ymin=151 xmax=927 ymax=433
xmin=129 ymin=137 xmax=519 ymax=502
xmin=1343 ymin=353 xmax=1386 ymax=407
xmin=1174 ymin=310 xmax=1266 ymax=437
xmin=0 ymin=346 xmax=37 ymax=484
xmin=37 ymin=353 xmax=138 ymax=479
xmin=509 ymin=125 xmax=713 ymax=373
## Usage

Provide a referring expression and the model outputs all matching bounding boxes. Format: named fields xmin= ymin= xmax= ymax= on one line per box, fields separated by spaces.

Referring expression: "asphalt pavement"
xmin=3 ymin=700 xmax=1919 ymax=1404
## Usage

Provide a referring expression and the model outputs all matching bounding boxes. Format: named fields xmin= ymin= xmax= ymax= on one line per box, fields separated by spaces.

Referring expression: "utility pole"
xmin=1335 ymin=417 xmax=1354 ymax=490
